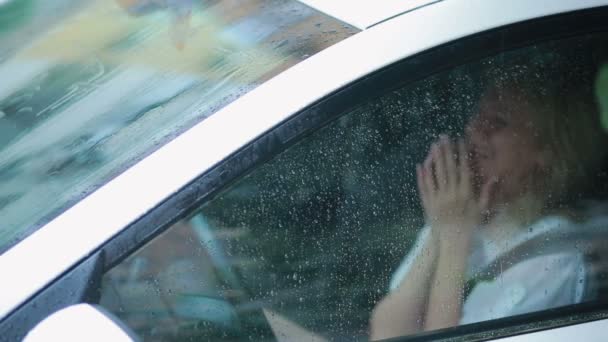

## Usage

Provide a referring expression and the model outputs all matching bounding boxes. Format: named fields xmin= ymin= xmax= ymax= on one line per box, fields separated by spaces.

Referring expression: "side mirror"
xmin=24 ymin=304 xmax=138 ymax=342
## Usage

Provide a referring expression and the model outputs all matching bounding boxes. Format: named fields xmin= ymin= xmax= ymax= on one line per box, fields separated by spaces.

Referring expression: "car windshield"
xmin=0 ymin=0 xmax=356 ymax=253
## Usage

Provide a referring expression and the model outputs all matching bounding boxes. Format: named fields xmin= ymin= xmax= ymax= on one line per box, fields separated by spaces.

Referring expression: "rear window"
xmin=0 ymin=0 xmax=357 ymax=253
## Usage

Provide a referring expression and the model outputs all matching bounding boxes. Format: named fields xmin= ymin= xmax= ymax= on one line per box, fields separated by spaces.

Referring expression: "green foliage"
xmin=596 ymin=64 xmax=608 ymax=132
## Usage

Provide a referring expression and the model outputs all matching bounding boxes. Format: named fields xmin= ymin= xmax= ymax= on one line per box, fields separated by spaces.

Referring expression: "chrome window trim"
xmin=1 ymin=0 xmax=606 ymax=321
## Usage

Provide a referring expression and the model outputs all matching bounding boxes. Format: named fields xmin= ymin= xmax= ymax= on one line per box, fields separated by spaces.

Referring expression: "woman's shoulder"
xmin=462 ymin=251 xmax=585 ymax=324
xmin=507 ymin=251 xmax=584 ymax=278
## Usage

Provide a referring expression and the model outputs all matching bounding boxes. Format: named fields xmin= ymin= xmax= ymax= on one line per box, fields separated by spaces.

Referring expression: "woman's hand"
xmin=416 ymin=135 xmax=495 ymax=238
xmin=417 ymin=135 xmax=496 ymax=331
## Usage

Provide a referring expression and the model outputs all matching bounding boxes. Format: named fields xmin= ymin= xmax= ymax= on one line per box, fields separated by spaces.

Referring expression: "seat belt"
xmin=464 ymin=230 xmax=605 ymax=301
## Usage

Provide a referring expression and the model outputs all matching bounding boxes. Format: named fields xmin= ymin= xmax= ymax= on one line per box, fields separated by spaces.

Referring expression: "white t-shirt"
xmin=389 ymin=216 xmax=587 ymax=325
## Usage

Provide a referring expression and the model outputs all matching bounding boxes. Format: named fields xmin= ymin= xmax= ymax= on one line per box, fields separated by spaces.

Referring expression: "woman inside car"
xmin=369 ymin=57 xmax=608 ymax=340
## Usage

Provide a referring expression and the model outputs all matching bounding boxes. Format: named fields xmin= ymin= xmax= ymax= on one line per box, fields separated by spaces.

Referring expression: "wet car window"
xmin=100 ymin=33 xmax=608 ymax=341
xmin=0 ymin=0 xmax=357 ymax=252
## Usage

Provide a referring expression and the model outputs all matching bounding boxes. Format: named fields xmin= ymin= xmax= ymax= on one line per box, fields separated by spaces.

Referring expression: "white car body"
xmin=1 ymin=0 xmax=608 ymax=340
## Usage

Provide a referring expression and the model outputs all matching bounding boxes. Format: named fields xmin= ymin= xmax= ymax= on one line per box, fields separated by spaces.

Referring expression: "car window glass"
xmin=0 ymin=0 xmax=356 ymax=253
xmin=99 ymin=32 xmax=608 ymax=341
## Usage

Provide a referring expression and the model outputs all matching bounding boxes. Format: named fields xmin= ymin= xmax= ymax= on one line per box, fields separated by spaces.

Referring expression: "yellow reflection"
xmin=20 ymin=0 xmax=286 ymax=79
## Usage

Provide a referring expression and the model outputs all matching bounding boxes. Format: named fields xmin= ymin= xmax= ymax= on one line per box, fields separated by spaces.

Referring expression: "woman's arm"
xmin=424 ymin=229 xmax=472 ymax=331
xmin=420 ymin=136 xmax=494 ymax=331
xmin=369 ymin=228 xmax=438 ymax=340
xmin=371 ymin=136 xmax=493 ymax=340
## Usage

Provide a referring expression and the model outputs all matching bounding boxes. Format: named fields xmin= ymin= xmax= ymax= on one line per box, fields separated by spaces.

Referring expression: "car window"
xmin=99 ymin=33 xmax=608 ymax=341
xmin=0 ymin=0 xmax=356 ymax=253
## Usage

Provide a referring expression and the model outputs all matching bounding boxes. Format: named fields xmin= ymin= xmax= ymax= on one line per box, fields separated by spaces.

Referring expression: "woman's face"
xmin=466 ymin=88 xmax=546 ymax=206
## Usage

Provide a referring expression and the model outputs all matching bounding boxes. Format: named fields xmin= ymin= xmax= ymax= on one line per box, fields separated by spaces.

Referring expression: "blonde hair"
xmin=486 ymin=57 xmax=608 ymax=205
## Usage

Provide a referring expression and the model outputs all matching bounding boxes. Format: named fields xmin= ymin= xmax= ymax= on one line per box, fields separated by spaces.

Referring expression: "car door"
xmin=3 ymin=1 xmax=608 ymax=341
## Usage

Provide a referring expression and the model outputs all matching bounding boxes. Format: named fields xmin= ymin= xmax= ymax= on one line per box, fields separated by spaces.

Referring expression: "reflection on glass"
xmin=0 ymin=0 xmax=356 ymax=251
xmin=101 ymin=33 xmax=608 ymax=341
